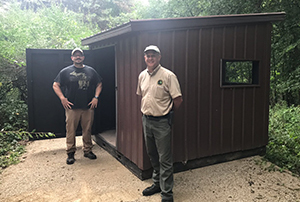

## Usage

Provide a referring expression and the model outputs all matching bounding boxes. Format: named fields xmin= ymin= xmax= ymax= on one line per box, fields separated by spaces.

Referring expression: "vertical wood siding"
xmin=113 ymin=22 xmax=271 ymax=170
xmin=116 ymin=36 xmax=151 ymax=170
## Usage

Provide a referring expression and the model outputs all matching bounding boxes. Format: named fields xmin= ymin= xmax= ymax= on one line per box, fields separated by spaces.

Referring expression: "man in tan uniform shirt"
xmin=137 ymin=45 xmax=183 ymax=202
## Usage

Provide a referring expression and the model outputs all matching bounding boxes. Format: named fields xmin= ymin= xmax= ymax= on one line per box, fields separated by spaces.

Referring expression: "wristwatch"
xmin=94 ymin=96 xmax=99 ymax=99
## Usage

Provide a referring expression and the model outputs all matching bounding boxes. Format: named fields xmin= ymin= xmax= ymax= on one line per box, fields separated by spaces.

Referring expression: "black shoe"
xmin=66 ymin=152 xmax=75 ymax=165
xmin=84 ymin=151 xmax=97 ymax=159
xmin=142 ymin=184 xmax=161 ymax=196
xmin=162 ymin=199 xmax=174 ymax=202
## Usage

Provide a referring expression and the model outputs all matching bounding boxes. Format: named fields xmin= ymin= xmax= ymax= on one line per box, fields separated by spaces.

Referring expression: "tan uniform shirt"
xmin=136 ymin=65 xmax=182 ymax=116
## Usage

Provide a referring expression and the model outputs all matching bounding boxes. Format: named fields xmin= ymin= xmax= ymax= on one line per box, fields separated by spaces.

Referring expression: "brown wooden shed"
xmin=26 ymin=12 xmax=285 ymax=180
xmin=80 ymin=12 xmax=285 ymax=179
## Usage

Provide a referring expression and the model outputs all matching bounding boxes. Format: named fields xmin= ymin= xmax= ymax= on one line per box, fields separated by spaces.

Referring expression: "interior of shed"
xmin=92 ymin=46 xmax=117 ymax=148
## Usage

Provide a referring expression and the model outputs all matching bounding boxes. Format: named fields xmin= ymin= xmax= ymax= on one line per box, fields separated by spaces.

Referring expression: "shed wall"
xmin=116 ymin=36 xmax=149 ymax=169
xmin=110 ymin=22 xmax=272 ymax=170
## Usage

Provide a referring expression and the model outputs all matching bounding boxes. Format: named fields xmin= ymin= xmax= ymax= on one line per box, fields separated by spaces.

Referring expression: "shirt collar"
xmin=147 ymin=64 xmax=161 ymax=76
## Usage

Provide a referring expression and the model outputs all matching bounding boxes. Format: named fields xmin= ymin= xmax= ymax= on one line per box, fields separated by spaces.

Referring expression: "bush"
xmin=266 ymin=102 xmax=300 ymax=175
xmin=0 ymin=131 xmax=29 ymax=170
xmin=0 ymin=82 xmax=28 ymax=131
xmin=0 ymin=131 xmax=55 ymax=171
xmin=0 ymin=98 xmax=28 ymax=131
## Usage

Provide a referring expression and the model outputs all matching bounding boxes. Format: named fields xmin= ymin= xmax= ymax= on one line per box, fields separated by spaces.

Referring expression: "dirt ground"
xmin=0 ymin=137 xmax=300 ymax=202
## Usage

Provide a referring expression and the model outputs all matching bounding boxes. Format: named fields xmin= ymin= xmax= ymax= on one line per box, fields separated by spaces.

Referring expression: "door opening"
xmin=92 ymin=46 xmax=116 ymax=147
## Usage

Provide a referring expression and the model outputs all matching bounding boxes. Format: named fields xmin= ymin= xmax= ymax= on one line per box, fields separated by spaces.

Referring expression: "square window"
xmin=221 ymin=59 xmax=259 ymax=87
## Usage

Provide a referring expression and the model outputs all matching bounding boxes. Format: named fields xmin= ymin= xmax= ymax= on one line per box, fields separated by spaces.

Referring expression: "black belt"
xmin=143 ymin=113 xmax=170 ymax=120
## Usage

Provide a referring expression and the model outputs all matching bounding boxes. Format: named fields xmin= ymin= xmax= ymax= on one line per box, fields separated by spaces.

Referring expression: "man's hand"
xmin=61 ymin=97 xmax=73 ymax=109
xmin=53 ymin=82 xmax=73 ymax=109
xmin=89 ymin=98 xmax=99 ymax=109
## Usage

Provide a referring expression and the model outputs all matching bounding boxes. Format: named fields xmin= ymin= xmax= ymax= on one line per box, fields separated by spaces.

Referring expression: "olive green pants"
xmin=65 ymin=109 xmax=94 ymax=154
xmin=142 ymin=115 xmax=173 ymax=200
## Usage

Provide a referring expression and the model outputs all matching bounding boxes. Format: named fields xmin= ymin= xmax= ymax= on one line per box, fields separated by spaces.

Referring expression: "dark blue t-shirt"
xmin=54 ymin=65 xmax=102 ymax=109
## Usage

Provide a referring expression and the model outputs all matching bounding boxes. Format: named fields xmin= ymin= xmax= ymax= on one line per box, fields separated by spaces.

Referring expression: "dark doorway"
xmin=26 ymin=49 xmax=94 ymax=136
xmin=26 ymin=48 xmax=117 ymax=145
xmin=92 ymin=46 xmax=117 ymax=147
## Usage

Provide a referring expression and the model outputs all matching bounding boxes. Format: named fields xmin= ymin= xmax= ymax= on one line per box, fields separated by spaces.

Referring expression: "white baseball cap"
xmin=144 ymin=45 xmax=160 ymax=54
xmin=71 ymin=48 xmax=84 ymax=56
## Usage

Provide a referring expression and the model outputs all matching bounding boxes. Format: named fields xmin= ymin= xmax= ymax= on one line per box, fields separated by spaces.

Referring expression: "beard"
xmin=74 ymin=59 xmax=83 ymax=65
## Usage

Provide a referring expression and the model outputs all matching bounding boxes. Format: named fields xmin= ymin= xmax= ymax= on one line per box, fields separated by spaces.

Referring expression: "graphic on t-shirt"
xmin=70 ymin=71 xmax=90 ymax=90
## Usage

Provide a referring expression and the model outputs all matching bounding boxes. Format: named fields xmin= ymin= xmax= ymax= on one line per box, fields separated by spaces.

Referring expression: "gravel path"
xmin=0 ymin=137 xmax=300 ymax=202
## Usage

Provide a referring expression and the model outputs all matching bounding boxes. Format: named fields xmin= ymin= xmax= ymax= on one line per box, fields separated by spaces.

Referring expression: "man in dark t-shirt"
xmin=53 ymin=48 xmax=102 ymax=165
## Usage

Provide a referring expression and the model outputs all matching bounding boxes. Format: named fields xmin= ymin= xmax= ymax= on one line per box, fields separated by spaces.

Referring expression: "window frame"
xmin=220 ymin=59 xmax=260 ymax=88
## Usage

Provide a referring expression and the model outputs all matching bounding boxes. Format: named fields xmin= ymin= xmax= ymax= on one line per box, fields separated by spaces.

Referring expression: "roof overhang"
xmin=82 ymin=12 xmax=286 ymax=46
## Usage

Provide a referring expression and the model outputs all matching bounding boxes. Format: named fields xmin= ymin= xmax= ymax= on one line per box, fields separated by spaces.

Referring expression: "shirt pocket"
xmin=154 ymin=86 xmax=166 ymax=98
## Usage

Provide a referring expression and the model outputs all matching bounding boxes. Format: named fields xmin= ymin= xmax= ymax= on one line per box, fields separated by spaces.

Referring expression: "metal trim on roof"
xmin=82 ymin=12 xmax=285 ymax=46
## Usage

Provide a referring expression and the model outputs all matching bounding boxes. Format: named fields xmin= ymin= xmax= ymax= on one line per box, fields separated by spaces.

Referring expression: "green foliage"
xmin=0 ymin=131 xmax=27 ymax=170
xmin=0 ymin=131 xmax=55 ymax=171
xmin=0 ymin=98 xmax=28 ymax=131
xmin=134 ymin=0 xmax=167 ymax=19
xmin=164 ymin=0 xmax=209 ymax=17
xmin=0 ymin=56 xmax=27 ymax=102
xmin=0 ymin=59 xmax=28 ymax=131
xmin=269 ymin=1 xmax=300 ymax=105
xmin=134 ymin=0 xmax=208 ymax=19
xmin=14 ymin=0 xmax=135 ymax=30
xmin=0 ymin=2 xmax=98 ymax=63
xmin=225 ymin=61 xmax=253 ymax=84
xmin=266 ymin=103 xmax=300 ymax=175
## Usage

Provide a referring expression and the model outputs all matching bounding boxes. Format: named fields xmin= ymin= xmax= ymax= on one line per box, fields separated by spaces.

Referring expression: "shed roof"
xmin=81 ymin=12 xmax=285 ymax=46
